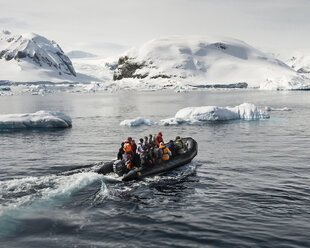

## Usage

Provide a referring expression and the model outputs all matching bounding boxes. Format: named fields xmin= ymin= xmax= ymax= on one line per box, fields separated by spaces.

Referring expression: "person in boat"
xmin=137 ymin=138 xmax=144 ymax=155
xmin=124 ymin=138 xmax=133 ymax=154
xmin=154 ymin=145 xmax=163 ymax=164
xmin=155 ymin=132 xmax=164 ymax=147
xmin=175 ymin=136 xmax=187 ymax=155
xmin=159 ymin=142 xmax=171 ymax=161
xmin=131 ymin=139 xmax=137 ymax=154
xmin=123 ymin=137 xmax=135 ymax=168
xmin=131 ymin=139 xmax=140 ymax=167
xmin=140 ymin=145 xmax=153 ymax=167
xmin=122 ymin=151 xmax=133 ymax=170
xmin=149 ymin=134 xmax=154 ymax=146
xmin=144 ymin=136 xmax=149 ymax=146
xmin=117 ymin=142 xmax=125 ymax=160
xmin=166 ymin=140 xmax=176 ymax=157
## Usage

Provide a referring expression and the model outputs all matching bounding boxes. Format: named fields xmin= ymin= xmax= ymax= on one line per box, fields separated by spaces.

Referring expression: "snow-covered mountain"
xmin=0 ymin=30 xmax=77 ymax=82
xmin=113 ymin=36 xmax=310 ymax=90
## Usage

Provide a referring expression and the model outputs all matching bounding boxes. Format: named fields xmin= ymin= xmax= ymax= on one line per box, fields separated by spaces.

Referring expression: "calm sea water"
xmin=0 ymin=90 xmax=310 ymax=248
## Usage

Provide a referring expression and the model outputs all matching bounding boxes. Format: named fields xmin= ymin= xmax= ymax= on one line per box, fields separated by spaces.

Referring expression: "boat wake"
xmin=91 ymin=161 xmax=199 ymax=207
xmin=0 ymin=169 xmax=103 ymax=238
xmin=0 ymin=161 xmax=198 ymax=238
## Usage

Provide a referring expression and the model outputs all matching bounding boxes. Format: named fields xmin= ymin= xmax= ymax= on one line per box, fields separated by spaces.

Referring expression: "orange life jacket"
xmin=126 ymin=161 xmax=132 ymax=169
xmin=160 ymin=144 xmax=170 ymax=161
xmin=123 ymin=142 xmax=132 ymax=153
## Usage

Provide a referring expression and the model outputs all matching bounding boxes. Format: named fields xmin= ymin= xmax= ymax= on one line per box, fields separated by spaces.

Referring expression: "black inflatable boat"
xmin=97 ymin=137 xmax=198 ymax=181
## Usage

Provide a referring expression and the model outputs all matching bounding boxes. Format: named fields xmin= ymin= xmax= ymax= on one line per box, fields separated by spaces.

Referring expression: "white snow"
xmin=71 ymin=56 xmax=117 ymax=82
xmin=0 ymin=111 xmax=72 ymax=129
xmin=160 ymin=103 xmax=269 ymax=125
xmin=120 ymin=117 xmax=156 ymax=127
xmin=82 ymin=82 xmax=108 ymax=92
xmin=2 ymin=31 xmax=310 ymax=91
xmin=286 ymin=54 xmax=310 ymax=74
xmin=114 ymin=36 xmax=310 ymax=90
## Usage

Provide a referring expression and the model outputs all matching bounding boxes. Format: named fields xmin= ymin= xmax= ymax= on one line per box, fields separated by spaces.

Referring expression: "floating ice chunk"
xmin=161 ymin=103 xmax=269 ymax=125
xmin=160 ymin=117 xmax=182 ymax=126
xmin=83 ymin=82 xmax=107 ymax=92
xmin=0 ymin=111 xmax=72 ymax=130
xmin=265 ymin=106 xmax=292 ymax=111
xmin=120 ymin=117 xmax=156 ymax=127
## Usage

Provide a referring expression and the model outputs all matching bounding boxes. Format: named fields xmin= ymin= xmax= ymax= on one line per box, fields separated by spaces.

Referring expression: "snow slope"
xmin=286 ymin=54 xmax=310 ymax=74
xmin=113 ymin=36 xmax=310 ymax=90
xmin=0 ymin=111 xmax=72 ymax=130
xmin=0 ymin=30 xmax=78 ymax=83
xmin=71 ymin=56 xmax=117 ymax=82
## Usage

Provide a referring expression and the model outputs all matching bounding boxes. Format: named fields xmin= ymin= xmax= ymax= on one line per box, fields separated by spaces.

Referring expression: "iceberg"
xmin=0 ymin=111 xmax=72 ymax=130
xmin=120 ymin=117 xmax=156 ymax=127
xmin=160 ymin=103 xmax=269 ymax=125
xmin=120 ymin=103 xmax=269 ymax=127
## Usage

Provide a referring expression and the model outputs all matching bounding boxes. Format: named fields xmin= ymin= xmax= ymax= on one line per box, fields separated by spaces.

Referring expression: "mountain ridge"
xmin=0 ymin=30 xmax=77 ymax=82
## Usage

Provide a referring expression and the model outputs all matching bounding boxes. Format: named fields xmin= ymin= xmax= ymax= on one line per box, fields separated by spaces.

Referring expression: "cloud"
xmin=0 ymin=17 xmax=29 ymax=28
xmin=0 ymin=0 xmax=310 ymax=56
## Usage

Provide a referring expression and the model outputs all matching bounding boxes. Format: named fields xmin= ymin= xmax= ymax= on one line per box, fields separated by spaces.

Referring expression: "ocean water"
xmin=0 ymin=90 xmax=310 ymax=248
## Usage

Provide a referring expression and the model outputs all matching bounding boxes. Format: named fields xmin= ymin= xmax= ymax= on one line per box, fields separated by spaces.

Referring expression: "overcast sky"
xmin=0 ymin=0 xmax=309 ymax=57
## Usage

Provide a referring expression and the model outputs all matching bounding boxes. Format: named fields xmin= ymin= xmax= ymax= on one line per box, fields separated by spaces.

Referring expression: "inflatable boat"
xmin=97 ymin=137 xmax=198 ymax=181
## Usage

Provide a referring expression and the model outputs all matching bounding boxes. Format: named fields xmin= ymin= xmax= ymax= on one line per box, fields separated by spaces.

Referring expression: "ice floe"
xmin=265 ymin=106 xmax=292 ymax=111
xmin=0 ymin=111 xmax=72 ymax=130
xmin=120 ymin=117 xmax=156 ymax=127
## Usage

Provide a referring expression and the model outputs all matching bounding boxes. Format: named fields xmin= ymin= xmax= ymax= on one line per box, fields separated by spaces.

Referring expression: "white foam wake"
xmin=0 ymin=111 xmax=72 ymax=129
xmin=0 ymin=172 xmax=103 ymax=238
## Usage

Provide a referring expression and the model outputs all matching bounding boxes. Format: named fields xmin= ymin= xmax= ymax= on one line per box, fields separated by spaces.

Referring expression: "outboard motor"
xmin=113 ymin=160 xmax=127 ymax=176
xmin=186 ymin=138 xmax=194 ymax=151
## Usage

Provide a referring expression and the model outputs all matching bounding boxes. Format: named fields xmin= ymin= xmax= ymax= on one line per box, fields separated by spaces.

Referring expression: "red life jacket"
xmin=155 ymin=136 xmax=163 ymax=146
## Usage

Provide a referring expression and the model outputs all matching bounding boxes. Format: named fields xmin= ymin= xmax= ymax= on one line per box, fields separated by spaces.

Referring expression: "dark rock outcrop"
xmin=297 ymin=68 xmax=310 ymax=73
xmin=113 ymin=56 xmax=148 ymax=80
